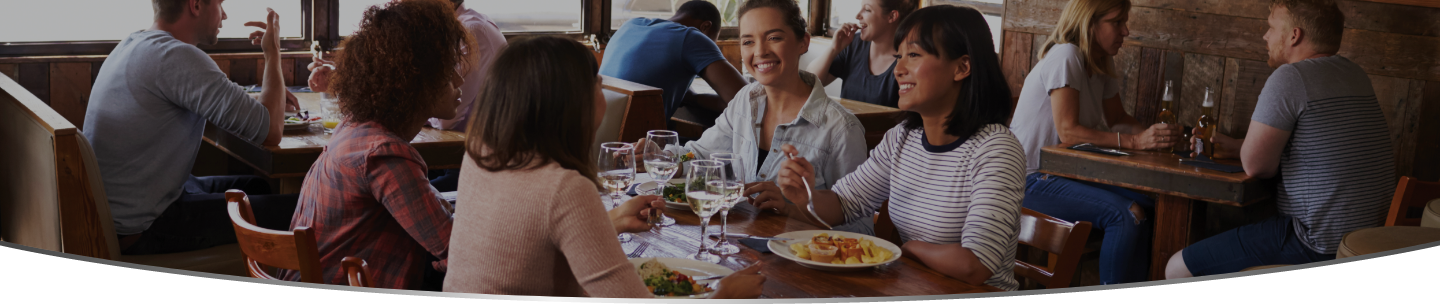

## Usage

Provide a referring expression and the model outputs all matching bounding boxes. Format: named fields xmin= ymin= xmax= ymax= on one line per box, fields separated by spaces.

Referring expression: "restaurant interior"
xmin=1 ymin=0 xmax=1438 ymax=299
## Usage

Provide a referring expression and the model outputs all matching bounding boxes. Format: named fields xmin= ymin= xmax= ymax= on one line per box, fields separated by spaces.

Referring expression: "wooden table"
xmin=617 ymin=178 xmax=1001 ymax=298
xmin=1037 ymin=144 xmax=1272 ymax=280
xmin=202 ymin=92 xmax=467 ymax=193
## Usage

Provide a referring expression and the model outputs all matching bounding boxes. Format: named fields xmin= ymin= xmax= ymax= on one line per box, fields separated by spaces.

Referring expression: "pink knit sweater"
xmin=443 ymin=156 xmax=651 ymax=297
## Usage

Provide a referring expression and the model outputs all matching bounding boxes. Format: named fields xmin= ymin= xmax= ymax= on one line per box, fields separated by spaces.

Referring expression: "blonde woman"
xmin=1008 ymin=0 xmax=1178 ymax=284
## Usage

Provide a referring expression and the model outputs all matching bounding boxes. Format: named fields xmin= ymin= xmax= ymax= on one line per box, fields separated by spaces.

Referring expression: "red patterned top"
xmin=285 ymin=120 xmax=453 ymax=289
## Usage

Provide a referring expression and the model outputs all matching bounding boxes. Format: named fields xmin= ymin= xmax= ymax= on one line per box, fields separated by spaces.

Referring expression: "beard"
xmin=198 ymin=30 xmax=220 ymax=47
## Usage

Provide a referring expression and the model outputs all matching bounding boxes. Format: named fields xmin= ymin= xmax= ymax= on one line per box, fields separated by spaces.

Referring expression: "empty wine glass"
xmin=686 ymin=160 xmax=725 ymax=263
xmin=597 ymin=142 xmax=636 ymax=243
xmin=644 ymin=130 xmax=680 ymax=227
xmin=709 ymin=153 xmax=745 ymax=255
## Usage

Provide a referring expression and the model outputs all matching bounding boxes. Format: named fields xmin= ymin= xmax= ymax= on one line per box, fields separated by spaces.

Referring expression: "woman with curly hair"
xmin=286 ymin=0 xmax=474 ymax=290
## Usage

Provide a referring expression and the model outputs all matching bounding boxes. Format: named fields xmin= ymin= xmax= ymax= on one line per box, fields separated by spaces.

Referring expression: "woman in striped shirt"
xmin=776 ymin=5 xmax=1025 ymax=291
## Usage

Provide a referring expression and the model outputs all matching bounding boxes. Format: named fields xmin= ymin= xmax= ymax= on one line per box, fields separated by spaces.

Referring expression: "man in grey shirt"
xmin=1165 ymin=0 xmax=1394 ymax=278
xmin=83 ymin=0 xmax=298 ymax=255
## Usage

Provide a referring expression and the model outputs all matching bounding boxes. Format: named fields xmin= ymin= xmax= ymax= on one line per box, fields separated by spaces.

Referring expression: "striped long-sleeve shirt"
xmin=833 ymin=123 xmax=1026 ymax=291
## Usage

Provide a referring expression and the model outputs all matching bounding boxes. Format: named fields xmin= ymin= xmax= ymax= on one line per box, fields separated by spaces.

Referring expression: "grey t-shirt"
xmin=828 ymin=38 xmax=899 ymax=107
xmin=1009 ymin=44 xmax=1119 ymax=174
xmin=1251 ymin=55 xmax=1394 ymax=254
xmin=83 ymin=30 xmax=271 ymax=235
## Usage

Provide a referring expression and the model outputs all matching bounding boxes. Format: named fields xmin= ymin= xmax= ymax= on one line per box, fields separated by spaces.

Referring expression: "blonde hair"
xmin=1270 ymin=0 xmax=1344 ymax=54
xmin=1040 ymin=0 xmax=1131 ymax=77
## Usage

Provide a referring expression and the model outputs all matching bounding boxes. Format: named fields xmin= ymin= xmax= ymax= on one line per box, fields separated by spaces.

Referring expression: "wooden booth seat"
xmin=595 ymin=75 xmax=666 ymax=149
xmin=0 ymin=75 xmax=246 ymax=276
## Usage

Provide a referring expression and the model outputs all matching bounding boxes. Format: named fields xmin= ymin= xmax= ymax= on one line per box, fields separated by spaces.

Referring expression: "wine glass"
xmin=686 ymin=160 xmax=726 ymax=263
xmin=709 ymin=153 xmax=745 ymax=255
xmin=644 ymin=130 xmax=680 ymax=227
xmin=597 ymin=142 xmax=636 ymax=243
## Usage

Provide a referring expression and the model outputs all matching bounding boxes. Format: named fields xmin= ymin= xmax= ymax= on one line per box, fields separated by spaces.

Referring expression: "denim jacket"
xmin=680 ymin=71 xmax=868 ymax=190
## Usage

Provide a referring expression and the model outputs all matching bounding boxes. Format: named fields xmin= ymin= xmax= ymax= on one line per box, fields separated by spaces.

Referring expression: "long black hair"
xmin=892 ymin=5 xmax=1011 ymax=141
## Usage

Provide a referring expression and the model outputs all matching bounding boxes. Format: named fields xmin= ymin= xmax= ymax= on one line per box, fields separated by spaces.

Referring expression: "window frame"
xmin=0 ymin=0 xmax=926 ymax=57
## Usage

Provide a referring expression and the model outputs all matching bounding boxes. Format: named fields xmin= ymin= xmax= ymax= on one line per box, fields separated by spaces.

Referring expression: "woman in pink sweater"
xmin=442 ymin=36 xmax=764 ymax=298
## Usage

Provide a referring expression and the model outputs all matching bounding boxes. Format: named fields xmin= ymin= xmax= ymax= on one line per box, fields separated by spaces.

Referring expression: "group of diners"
xmin=79 ymin=0 xmax=1395 ymax=297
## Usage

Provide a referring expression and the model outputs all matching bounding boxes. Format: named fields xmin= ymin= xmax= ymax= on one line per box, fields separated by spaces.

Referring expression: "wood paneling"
xmin=49 ymin=63 xmax=92 ymax=129
xmin=1133 ymin=48 xmax=1169 ymax=126
xmin=1180 ymin=53 xmax=1226 ymax=128
xmin=213 ymin=58 xmax=231 ymax=78
xmin=1218 ymin=58 xmax=1274 ymax=138
xmin=1031 ymin=34 xmax=1049 ymax=70
xmin=1340 ymin=28 xmax=1440 ymax=82
xmin=0 ymin=64 xmax=17 ymax=81
xmin=1002 ymin=0 xmax=1066 ymax=35
xmin=18 ymin=63 xmax=49 ymax=104
xmin=1132 ymin=0 xmax=1271 ymax=19
xmin=717 ymin=40 xmax=741 ymax=72
xmin=1002 ymin=31 xmax=1035 ymax=101
xmin=255 ymin=58 xmax=296 ymax=86
xmin=294 ymin=58 xmax=313 ymax=88
xmin=1358 ymin=0 xmax=1440 ymax=9
xmin=1116 ymin=45 xmax=1141 ymax=114
xmin=1414 ymin=81 xmax=1440 ymax=181
xmin=1369 ymin=75 xmax=1427 ymax=178
xmin=229 ymin=58 xmax=257 ymax=86
xmin=1127 ymin=7 xmax=1270 ymax=61
xmin=54 ymin=133 xmax=110 ymax=259
xmin=1340 ymin=0 xmax=1440 ymax=38
xmin=89 ymin=62 xmax=102 ymax=85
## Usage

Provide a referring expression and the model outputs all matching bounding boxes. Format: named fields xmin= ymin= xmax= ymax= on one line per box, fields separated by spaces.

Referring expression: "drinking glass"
xmin=709 ymin=153 xmax=746 ymax=255
xmin=644 ymin=130 xmax=680 ymax=227
xmin=320 ymin=92 xmax=342 ymax=134
xmin=597 ymin=142 xmax=637 ymax=243
xmin=686 ymin=160 xmax=725 ymax=263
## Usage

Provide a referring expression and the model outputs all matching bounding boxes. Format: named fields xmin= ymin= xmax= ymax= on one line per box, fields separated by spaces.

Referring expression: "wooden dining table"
xmin=1037 ymin=144 xmax=1273 ymax=280
xmin=615 ymin=177 xmax=1002 ymax=298
xmin=202 ymin=92 xmax=467 ymax=193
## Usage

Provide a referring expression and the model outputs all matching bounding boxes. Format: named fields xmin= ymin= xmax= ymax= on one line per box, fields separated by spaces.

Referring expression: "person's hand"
xmin=775 ymin=144 xmax=815 ymax=208
xmin=1190 ymin=129 xmax=1240 ymax=159
xmin=307 ymin=57 xmax=335 ymax=93
xmin=610 ymin=195 xmax=665 ymax=234
xmin=245 ymin=8 xmax=281 ymax=56
xmin=284 ymin=91 xmax=300 ymax=112
xmin=834 ymin=23 xmax=859 ymax=50
xmin=709 ymin=262 xmax=766 ymax=299
xmin=1129 ymin=123 xmax=1181 ymax=150
xmin=744 ymin=181 xmax=786 ymax=214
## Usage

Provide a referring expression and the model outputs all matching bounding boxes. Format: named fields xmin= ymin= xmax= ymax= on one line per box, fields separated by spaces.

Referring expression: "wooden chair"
xmin=872 ymin=200 xmax=904 ymax=246
xmin=596 ymin=75 xmax=665 ymax=144
xmin=1 ymin=75 xmax=246 ymax=275
xmin=341 ymin=256 xmax=374 ymax=288
xmin=226 ymin=190 xmax=325 ymax=283
xmin=1385 ymin=176 xmax=1440 ymax=227
xmin=1013 ymin=208 xmax=1092 ymax=289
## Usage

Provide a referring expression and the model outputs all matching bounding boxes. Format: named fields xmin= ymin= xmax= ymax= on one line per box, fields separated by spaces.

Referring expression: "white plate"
xmin=634 ymin=178 xmax=689 ymax=210
xmin=766 ymin=230 xmax=903 ymax=272
xmin=628 ymin=257 xmax=730 ymax=299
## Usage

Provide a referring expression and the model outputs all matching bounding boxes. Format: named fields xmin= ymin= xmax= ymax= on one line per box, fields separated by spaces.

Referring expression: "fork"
xmin=784 ymin=152 xmax=832 ymax=229
xmin=627 ymin=242 xmax=650 ymax=258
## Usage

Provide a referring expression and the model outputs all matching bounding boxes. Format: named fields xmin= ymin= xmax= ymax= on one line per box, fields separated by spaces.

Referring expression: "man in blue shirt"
xmin=600 ymin=0 xmax=748 ymax=129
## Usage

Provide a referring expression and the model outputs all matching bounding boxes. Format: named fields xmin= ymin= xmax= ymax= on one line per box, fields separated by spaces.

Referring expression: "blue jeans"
xmin=1181 ymin=215 xmax=1333 ymax=276
xmin=429 ymin=169 xmax=460 ymax=193
xmin=1023 ymin=173 xmax=1154 ymax=284
xmin=123 ymin=175 xmax=298 ymax=255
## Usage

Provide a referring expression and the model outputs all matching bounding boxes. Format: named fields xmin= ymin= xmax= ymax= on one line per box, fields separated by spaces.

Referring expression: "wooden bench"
xmin=0 ymin=74 xmax=246 ymax=275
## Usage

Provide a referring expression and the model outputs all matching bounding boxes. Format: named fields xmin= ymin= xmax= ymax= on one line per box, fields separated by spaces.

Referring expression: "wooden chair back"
xmin=226 ymin=190 xmax=324 ymax=283
xmin=1386 ymin=176 xmax=1440 ymax=227
xmin=1014 ymin=208 xmax=1092 ymax=289
xmin=872 ymin=200 xmax=904 ymax=246
xmin=341 ymin=256 xmax=374 ymax=288
xmin=599 ymin=75 xmax=665 ymax=143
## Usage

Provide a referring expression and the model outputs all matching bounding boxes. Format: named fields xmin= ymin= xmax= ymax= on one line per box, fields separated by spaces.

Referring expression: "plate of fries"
xmin=767 ymin=230 xmax=902 ymax=271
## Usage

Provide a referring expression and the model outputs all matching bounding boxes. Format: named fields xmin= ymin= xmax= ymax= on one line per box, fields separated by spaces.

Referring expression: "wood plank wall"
xmin=1002 ymin=0 xmax=1440 ymax=181
xmin=0 ymin=52 xmax=314 ymax=132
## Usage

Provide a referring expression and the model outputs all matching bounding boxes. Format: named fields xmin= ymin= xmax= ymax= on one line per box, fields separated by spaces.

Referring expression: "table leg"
xmin=1151 ymin=194 xmax=1193 ymax=280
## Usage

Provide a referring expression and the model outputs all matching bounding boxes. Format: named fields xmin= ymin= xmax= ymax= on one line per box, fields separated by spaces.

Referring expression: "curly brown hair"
xmin=330 ymin=0 xmax=475 ymax=133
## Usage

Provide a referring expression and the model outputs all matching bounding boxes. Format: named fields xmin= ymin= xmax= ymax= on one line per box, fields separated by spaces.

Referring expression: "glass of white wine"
xmin=598 ymin=142 xmax=636 ymax=243
xmin=709 ymin=153 xmax=745 ymax=255
xmin=686 ymin=160 xmax=726 ymax=263
xmin=644 ymin=130 xmax=680 ymax=227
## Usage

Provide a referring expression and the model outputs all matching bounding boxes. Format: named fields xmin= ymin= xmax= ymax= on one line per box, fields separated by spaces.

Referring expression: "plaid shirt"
xmin=285 ymin=120 xmax=453 ymax=290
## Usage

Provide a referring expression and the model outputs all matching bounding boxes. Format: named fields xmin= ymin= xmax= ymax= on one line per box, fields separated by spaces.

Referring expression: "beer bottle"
xmin=1194 ymin=87 xmax=1217 ymax=159
xmin=1157 ymin=80 xmax=1177 ymax=152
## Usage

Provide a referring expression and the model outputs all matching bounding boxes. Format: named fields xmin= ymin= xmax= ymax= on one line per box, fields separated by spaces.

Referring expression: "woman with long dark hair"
xmin=442 ymin=35 xmax=764 ymax=298
xmin=777 ymin=5 xmax=1024 ymax=291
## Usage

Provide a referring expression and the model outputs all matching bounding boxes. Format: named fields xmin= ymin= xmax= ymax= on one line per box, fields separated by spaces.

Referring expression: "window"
xmin=611 ymin=0 xmax=809 ymax=30
xmin=0 ymin=0 xmax=301 ymax=43
xmin=931 ymin=0 xmax=1004 ymax=53
xmin=340 ymin=0 xmax=585 ymax=36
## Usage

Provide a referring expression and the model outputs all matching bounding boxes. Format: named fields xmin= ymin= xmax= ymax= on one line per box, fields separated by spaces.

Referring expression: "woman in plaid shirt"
xmin=286 ymin=0 xmax=474 ymax=290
